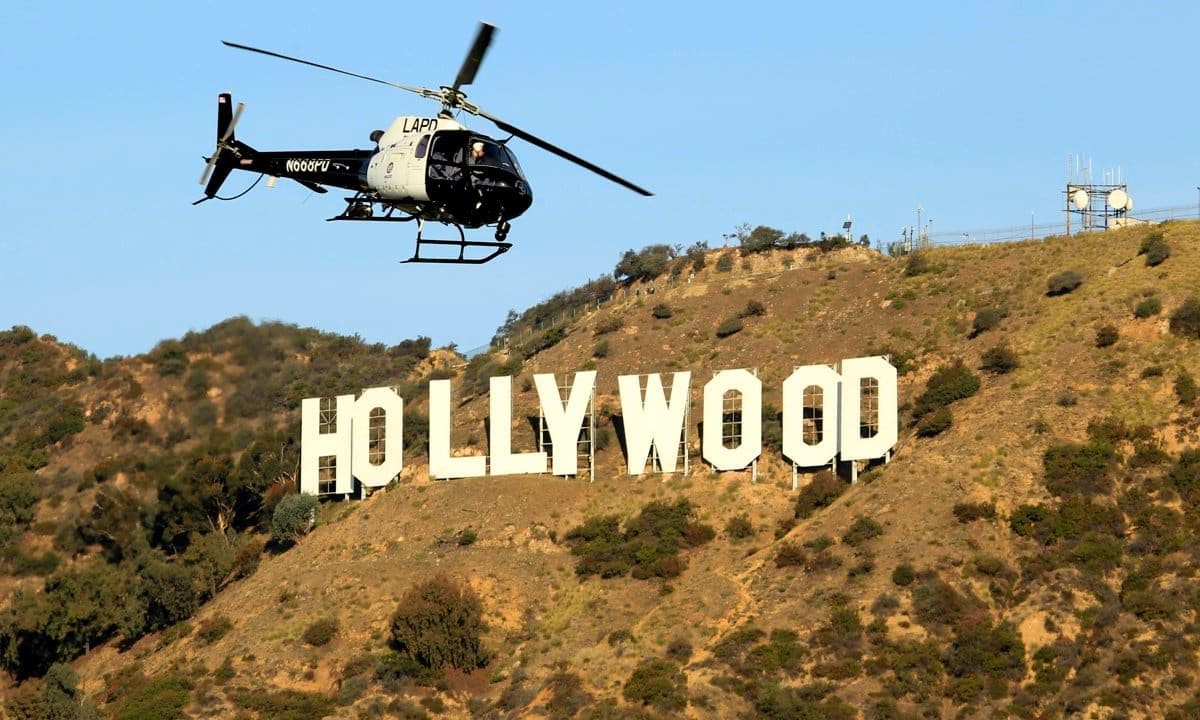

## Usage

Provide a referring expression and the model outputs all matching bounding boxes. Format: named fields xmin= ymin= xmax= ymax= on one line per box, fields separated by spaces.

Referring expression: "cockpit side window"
xmin=414 ymin=134 xmax=430 ymax=159
xmin=431 ymin=134 xmax=464 ymax=164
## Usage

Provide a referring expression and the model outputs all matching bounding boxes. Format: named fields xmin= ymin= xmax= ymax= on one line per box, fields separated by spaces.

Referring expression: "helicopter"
xmin=196 ymin=23 xmax=651 ymax=264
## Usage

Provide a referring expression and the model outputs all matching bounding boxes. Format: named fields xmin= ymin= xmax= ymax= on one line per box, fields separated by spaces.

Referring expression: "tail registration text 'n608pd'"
xmin=286 ymin=158 xmax=331 ymax=173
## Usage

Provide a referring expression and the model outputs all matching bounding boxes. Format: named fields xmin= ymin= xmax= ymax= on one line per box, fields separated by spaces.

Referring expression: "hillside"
xmin=3 ymin=222 xmax=1200 ymax=719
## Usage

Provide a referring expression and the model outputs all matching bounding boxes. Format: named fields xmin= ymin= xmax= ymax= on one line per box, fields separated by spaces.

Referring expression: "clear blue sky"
xmin=2 ymin=1 xmax=1198 ymax=358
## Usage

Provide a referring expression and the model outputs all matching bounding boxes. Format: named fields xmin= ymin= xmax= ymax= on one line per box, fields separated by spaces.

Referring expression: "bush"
xmin=971 ymin=307 xmax=1007 ymax=337
xmin=1095 ymin=325 xmax=1119 ymax=348
xmin=1170 ymin=297 xmax=1200 ymax=339
xmin=841 ymin=516 xmax=884 ymax=546
xmin=715 ymin=253 xmax=734 ymax=272
xmin=1140 ymin=232 xmax=1170 ymax=267
xmin=947 ymin=621 xmax=1026 ymax=680
xmin=715 ymin=317 xmax=744 ymax=338
xmin=302 ymin=617 xmax=339 ymax=647
xmin=775 ymin=543 xmax=807 ymax=567
xmin=953 ymin=502 xmax=996 ymax=523
xmin=1177 ymin=370 xmax=1198 ymax=406
xmin=651 ymin=303 xmax=674 ymax=319
xmin=980 ymin=343 xmax=1019 ymax=374
xmin=913 ymin=361 xmax=980 ymax=417
xmin=271 ymin=494 xmax=319 ymax=545
xmin=565 ymin=499 xmax=714 ymax=580
xmin=1043 ymin=442 xmax=1117 ymax=497
xmin=795 ymin=472 xmax=845 ymax=519
xmin=231 ymin=689 xmax=334 ymax=720
xmin=891 ymin=563 xmax=916 ymax=587
xmin=196 ymin=614 xmax=233 ymax=644
xmin=594 ymin=316 xmax=623 ymax=336
xmin=739 ymin=300 xmax=767 ymax=318
xmin=1134 ymin=296 xmax=1162 ymax=318
xmin=390 ymin=574 xmax=488 ymax=671
xmin=725 ymin=513 xmax=754 ymax=540
xmin=911 ymin=577 xmax=971 ymax=629
xmin=622 ymin=659 xmax=687 ymax=712
xmin=916 ymin=405 xmax=952 ymax=437
xmin=115 ymin=673 xmax=193 ymax=720
xmin=1046 ymin=271 xmax=1083 ymax=296
xmin=904 ymin=252 xmax=934 ymax=277
xmin=592 ymin=340 xmax=609 ymax=359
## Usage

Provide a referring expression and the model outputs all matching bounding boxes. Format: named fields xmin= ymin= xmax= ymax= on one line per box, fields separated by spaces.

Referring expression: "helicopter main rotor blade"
xmin=221 ymin=41 xmax=438 ymax=100
xmin=451 ymin=22 xmax=495 ymax=94
xmin=474 ymin=108 xmax=652 ymax=196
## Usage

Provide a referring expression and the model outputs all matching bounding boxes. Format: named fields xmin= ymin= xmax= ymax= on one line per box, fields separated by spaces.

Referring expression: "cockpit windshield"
xmin=469 ymin=138 xmax=524 ymax=178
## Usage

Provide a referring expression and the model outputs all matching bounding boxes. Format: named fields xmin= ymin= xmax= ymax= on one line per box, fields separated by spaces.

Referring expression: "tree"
xmin=271 ymin=494 xmax=319 ymax=546
xmin=390 ymin=574 xmax=488 ymax=671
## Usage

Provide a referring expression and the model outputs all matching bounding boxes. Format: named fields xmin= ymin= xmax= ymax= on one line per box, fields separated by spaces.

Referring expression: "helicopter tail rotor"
xmin=196 ymin=93 xmax=248 ymax=204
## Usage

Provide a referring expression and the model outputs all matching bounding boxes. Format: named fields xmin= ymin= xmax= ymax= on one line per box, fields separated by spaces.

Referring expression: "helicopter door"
xmin=406 ymin=134 xmax=431 ymax=201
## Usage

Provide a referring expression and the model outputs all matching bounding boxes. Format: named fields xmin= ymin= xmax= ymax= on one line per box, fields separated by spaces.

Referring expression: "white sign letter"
xmin=702 ymin=369 xmax=763 ymax=470
xmin=782 ymin=365 xmax=841 ymax=467
xmin=534 ymin=371 xmax=597 ymax=476
xmin=618 ymin=372 xmax=691 ymax=475
xmin=489 ymin=376 xmax=547 ymax=475
xmin=838 ymin=356 xmax=899 ymax=462
xmin=301 ymin=394 xmax=355 ymax=495
xmin=352 ymin=387 xmax=405 ymax=488
xmin=429 ymin=379 xmax=487 ymax=479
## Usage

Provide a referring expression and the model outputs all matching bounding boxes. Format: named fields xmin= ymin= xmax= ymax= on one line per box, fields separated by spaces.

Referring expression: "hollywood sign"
xmin=300 ymin=356 xmax=897 ymax=495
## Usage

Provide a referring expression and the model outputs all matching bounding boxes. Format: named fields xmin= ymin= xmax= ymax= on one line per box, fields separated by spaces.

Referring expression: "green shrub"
xmin=725 ymin=513 xmax=754 ymax=540
xmin=592 ymin=340 xmax=609 ymax=359
xmin=115 ymin=674 xmax=192 ymax=720
xmin=1134 ymin=297 xmax=1162 ymax=318
xmin=666 ymin=637 xmax=693 ymax=663
xmin=891 ymin=563 xmax=916 ymax=587
xmin=232 ymin=689 xmax=333 ymax=720
xmin=1140 ymin=232 xmax=1170 ymax=267
xmin=302 ymin=617 xmax=339 ymax=647
xmin=946 ymin=621 xmax=1026 ymax=680
xmin=390 ymin=574 xmax=488 ymax=671
xmin=1177 ymin=370 xmax=1198 ymax=406
xmin=775 ymin=543 xmax=807 ymax=567
xmin=716 ymin=253 xmax=734 ymax=272
xmin=1046 ymin=270 xmax=1083 ymax=296
xmin=916 ymin=405 xmax=952 ymax=437
xmin=841 ymin=516 xmax=884 ymax=546
xmin=149 ymin=340 xmax=189 ymax=377
xmin=715 ymin=317 xmax=744 ymax=338
xmin=565 ymin=499 xmax=714 ymax=580
xmin=622 ymin=659 xmax=687 ymax=712
xmin=196 ymin=614 xmax=233 ymax=644
xmin=271 ymin=494 xmax=319 ymax=545
xmin=904 ymin=252 xmax=935 ymax=277
xmin=1170 ymin=297 xmax=1200 ymax=339
xmin=594 ymin=316 xmax=623 ymax=336
xmin=795 ymin=472 xmax=845 ymax=519
xmin=913 ymin=361 xmax=980 ymax=417
xmin=980 ymin=343 xmax=1019 ymax=374
xmin=970 ymin=307 xmax=1007 ymax=337
xmin=1095 ymin=325 xmax=1119 ymax=348
xmin=1043 ymin=442 xmax=1117 ymax=497
xmin=651 ymin=303 xmax=673 ymax=319
xmin=739 ymin=300 xmax=767 ymax=318
xmin=953 ymin=502 xmax=996 ymax=523
xmin=911 ymin=577 xmax=971 ymax=629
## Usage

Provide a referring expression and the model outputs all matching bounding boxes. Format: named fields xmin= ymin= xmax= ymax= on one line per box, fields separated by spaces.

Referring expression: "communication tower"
xmin=1064 ymin=155 xmax=1132 ymax=236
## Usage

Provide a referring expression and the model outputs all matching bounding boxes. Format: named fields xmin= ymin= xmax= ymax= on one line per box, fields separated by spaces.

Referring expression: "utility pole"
xmin=917 ymin=205 xmax=923 ymax=248
xmin=1031 ymin=211 xmax=1035 ymax=242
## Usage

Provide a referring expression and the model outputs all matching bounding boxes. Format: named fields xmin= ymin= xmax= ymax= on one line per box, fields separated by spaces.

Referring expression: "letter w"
xmin=617 ymin=372 xmax=691 ymax=475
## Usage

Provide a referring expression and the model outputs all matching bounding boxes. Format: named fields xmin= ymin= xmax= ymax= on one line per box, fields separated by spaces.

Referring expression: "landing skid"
xmin=404 ymin=220 xmax=512 ymax=265
xmin=327 ymin=196 xmax=511 ymax=264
